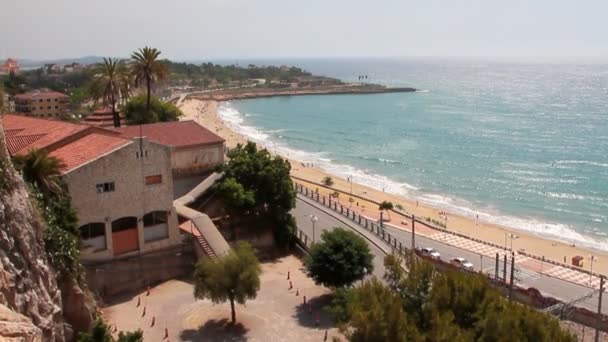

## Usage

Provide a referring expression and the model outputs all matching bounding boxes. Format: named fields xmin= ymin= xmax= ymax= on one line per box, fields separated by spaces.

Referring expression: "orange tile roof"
xmin=113 ymin=120 xmax=224 ymax=150
xmin=3 ymin=114 xmax=93 ymax=155
xmin=15 ymin=90 xmax=69 ymax=100
xmin=49 ymin=133 xmax=131 ymax=173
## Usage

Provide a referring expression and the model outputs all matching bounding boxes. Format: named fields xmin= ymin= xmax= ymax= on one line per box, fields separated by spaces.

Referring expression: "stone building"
xmin=2 ymin=114 xmax=180 ymax=262
xmin=14 ymin=89 xmax=70 ymax=118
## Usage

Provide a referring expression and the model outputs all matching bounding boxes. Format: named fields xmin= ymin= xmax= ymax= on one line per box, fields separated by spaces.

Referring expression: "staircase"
xmin=196 ymin=233 xmax=217 ymax=260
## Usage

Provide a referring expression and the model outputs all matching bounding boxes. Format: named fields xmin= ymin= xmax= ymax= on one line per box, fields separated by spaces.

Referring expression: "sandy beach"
xmin=179 ymin=98 xmax=608 ymax=276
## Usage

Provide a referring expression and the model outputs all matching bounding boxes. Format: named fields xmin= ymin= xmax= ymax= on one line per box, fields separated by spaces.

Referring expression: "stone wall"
xmin=84 ymin=245 xmax=196 ymax=298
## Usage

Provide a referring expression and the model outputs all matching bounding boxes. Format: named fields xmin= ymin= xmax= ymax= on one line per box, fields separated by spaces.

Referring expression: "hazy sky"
xmin=2 ymin=0 xmax=608 ymax=60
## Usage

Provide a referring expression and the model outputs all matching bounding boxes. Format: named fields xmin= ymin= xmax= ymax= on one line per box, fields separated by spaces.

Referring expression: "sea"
xmin=215 ymin=58 xmax=608 ymax=251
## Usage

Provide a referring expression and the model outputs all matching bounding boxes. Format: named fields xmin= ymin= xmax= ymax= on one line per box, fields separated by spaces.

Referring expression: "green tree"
xmin=79 ymin=318 xmax=143 ymax=342
xmin=378 ymin=200 xmax=394 ymax=220
xmin=90 ymin=58 xmax=131 ymax=127
xmin=215 ymin=177 xmax=255 ymax=211
xmin=321 ymin=176 xmax=334 ymax=187
xmin=217 ymin=141 xmax=296 ymax=245
xmin=193 ymin=241 xmax=261 ymax=324
xmin=344 ymin=278 xmax=422 ymax=342
xmin=305 ymin=228 xmax=373 ymax=288
xmin=13 ymin=149 xmax=65 ymax=195
xmin=123 ymin=94 xmax=182 ymax=124
xmin=131 ymin=46 xmax=168 ymax=116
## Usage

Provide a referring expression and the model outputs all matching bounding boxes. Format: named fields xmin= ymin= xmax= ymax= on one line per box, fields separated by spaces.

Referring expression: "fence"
xmin=292 ymin=178 xmax=605 ymax=281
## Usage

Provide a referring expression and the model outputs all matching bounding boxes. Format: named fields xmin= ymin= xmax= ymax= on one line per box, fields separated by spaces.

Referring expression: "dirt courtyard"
xmin=102 ymin=255 xmax=344 ymax=341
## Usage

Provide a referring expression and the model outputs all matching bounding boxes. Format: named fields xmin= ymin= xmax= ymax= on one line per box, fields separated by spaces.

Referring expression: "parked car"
xmin=451 ymin=257 xmax=474 ymax=271
xmin=421 ymin=247 xmax=441 ymax=260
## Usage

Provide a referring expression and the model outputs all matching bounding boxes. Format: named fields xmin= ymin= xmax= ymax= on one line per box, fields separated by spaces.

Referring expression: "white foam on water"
xmin=217 ymin=102 xmax=608 ymax=251
xmin=556 ymin=160 xmax=608 ymax=168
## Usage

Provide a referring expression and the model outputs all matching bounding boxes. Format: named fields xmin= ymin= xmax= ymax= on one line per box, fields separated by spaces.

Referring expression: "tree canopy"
xmin=193 ymin=241 xmax=261 ymax=324
xmin=122 ymin=94 xmax=182 ymax=124
xmin=78 ymin=318 xmax=143 ymax=342
xmin=329 ymin=253 xmax=575 ymax=341
xmin=305 ymin=228 xmax=373 ymax=288
xmin=215 ymin=141 xmax=296 ymax=244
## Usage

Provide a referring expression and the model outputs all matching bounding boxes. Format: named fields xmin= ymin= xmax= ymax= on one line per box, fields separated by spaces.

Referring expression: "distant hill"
xmin=17 ymin=56 xmax=105 ymax=69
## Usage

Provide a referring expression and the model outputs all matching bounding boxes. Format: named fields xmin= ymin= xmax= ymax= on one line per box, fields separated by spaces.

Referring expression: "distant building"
xmin=0 ymin=58 xmax=20 ymax=75
xmin=44 ymin=63 xmax=61 ymax=74
xmin=83 ymin=107 xmax=125 ymax=128
xmin=14 ymin=89 xmax=70 ymax=118
xmin=63 ymin=62 xmax=83 ymax=73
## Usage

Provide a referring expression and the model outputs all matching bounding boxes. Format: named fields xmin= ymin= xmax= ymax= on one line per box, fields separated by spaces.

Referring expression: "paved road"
xmin=293 ymin=197 xmax=389 ymax=280
xmin=294 ymin=194 xmax=606 ymax=314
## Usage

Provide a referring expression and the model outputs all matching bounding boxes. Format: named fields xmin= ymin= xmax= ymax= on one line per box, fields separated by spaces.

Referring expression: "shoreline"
xmin=179 ymin=98 xmax=608 ymax=275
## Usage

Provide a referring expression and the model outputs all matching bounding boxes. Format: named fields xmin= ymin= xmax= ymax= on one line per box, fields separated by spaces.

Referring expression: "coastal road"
xmin=292 ymin=197 xmax=389 ymax=280
xmin=294 ymin=194 xmax=607 ymax=314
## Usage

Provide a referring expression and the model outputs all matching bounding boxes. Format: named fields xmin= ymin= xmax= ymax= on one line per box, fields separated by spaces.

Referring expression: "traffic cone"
xmin=164 ymin=327 xmax=169 ymax=339
xmin=146 ymin=286 xmax=151 ymax=296
xmin=150 ymin=316 xmax=155 ymax=327
xmin=296 ymin=288 xmax=299 ymax=296
xmin=136 ymin=296 xmax=141 ymax=307
xmin=303 ymin=295 xmax=307 ymax=304
xmin=287 ymin=271 xmax=290 ymax=280
xmin=142 ymin=306 xmax=146 ymax=317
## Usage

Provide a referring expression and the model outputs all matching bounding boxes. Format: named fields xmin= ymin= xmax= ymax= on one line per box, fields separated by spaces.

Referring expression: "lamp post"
xmin=589 ymin=255 xmax=596 ymax=284
xmin=361 ymin=267 xmax=367 ymax=286
xmin=509 ymin=234 xmax=519 ymax=251
xmin=310 ymin=215 xmax=319 ymax=244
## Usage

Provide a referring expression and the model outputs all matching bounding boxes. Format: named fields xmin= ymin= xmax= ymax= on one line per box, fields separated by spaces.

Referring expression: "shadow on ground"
xmin=180 ymin=318 xmax=248 ymax=341
xmin=293 ymin=294 xmax=335 ymax=329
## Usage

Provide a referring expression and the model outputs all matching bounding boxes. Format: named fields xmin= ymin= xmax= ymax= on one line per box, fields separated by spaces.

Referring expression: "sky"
xmin=1 ymin=0 xmax=608 ymax=61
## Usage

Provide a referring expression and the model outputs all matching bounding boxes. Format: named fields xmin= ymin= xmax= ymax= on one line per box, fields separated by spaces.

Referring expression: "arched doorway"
xmin=111 ymin=216 xmax=138 ymax=255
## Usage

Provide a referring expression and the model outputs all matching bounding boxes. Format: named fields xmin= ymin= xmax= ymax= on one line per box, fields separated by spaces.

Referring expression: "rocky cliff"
xmin=0 ymin=117 xmax=74 ymax=341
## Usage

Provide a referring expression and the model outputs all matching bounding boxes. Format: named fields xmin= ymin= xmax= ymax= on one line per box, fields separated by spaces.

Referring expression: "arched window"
xmin=112 ymin=217 xmax=137 ymax=232
xmin=79 ymin=222 xmax=106 ymax=251
xmin=143 ymin=211 xmax=169 ymax=242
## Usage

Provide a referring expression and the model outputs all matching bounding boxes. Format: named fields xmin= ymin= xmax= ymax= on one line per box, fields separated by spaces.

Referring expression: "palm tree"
xmin=130 ymin=47 xmax=168 ymax=117
xmin=13 ymin=149 xmax=66 ymax=195
xmin=91 ymin=58 xmax=130 ymax=127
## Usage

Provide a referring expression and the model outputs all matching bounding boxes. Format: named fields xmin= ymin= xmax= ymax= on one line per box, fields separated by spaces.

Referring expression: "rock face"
xmin=0 ymin=118 xmax=66 ymax=341
xmin=0 ymin=303 xmax=43 ymax=342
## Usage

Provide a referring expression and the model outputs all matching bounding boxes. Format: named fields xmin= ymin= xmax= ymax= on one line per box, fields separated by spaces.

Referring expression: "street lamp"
xmin=589 ymin=255 xmax=596 ymax=284
xmin=309 ymin=215 xmax=319 ymax=244
xmin=504 ymin=233 xmax=519 ymax=251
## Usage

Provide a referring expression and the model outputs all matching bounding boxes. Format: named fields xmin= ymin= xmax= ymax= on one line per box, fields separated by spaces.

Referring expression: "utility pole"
xmin=595 ymin=276 xmax=605 ymax=342
xmin=411 ymin=215 xmax=416 ymax=250
xmin=495 ymin=253 xmax=499 ymax=280
xmin=503 ymin=254 xmax=507 ymax=282
xmin=509 ymin=253 xmax=515 ymax=301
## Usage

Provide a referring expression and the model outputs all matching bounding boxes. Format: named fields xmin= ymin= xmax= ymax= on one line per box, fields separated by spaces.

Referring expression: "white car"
xmin=451 ymin=257 xmax=474 ymax=271
xmin=421 ymin=247 xmax=441 ymax=260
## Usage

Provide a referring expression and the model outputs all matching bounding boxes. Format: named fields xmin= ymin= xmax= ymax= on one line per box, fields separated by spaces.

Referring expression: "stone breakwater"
xmin=189 ymin=85 xmax=417 ymax=101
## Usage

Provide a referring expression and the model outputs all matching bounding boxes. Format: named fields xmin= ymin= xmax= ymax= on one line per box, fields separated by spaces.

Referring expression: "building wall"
xmin=15 ymin=96 xmax=69 ymax=118
xmin=172 ymin=144 xmax=224 ymax=178
xmin=64 ymin=138 xmax=181 ymax=262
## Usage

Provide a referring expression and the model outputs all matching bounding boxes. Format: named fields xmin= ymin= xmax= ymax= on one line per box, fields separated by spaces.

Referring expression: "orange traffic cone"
xmin=150 ymin=316 xmax=155 ymax=327
xmin=296 ymin=288 xmax=299 ymax=296
xmin=136 ymin=296 xmax=141 ymax=307
xmin=146 ymin=286 xmax=151 ymax=296
xmin=142 ymin=306 xmax=146 ymax=317
xmin=164 ymin=327 xmax=169 ymax=339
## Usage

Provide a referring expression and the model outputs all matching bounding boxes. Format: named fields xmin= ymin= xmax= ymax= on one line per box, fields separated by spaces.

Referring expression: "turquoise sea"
xmin=217 ymin=58 xmax=608 ymax=250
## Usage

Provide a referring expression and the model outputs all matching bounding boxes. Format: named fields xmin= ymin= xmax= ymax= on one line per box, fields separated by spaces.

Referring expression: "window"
xmin=96 ymin=182 xmax=115 ymax=193
xmin=145 ymin=174 xmax=162 ymax=185
xmin=47 ymin=106 xmax=51 ymax=109
xmin=47 ymin=99 xmax=51 ymax=102
xmin=79 ymin=223 xmax=106 ymax=251
xmin=143 ymin=211 xmax=169 ymax=242
xmin=55 ymin=106 xmax=58 ymax=109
